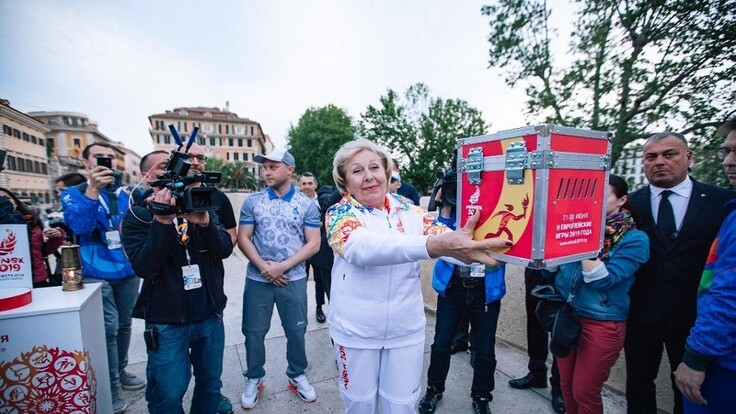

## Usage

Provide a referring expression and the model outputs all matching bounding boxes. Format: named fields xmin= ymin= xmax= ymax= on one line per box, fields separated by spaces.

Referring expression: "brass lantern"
xmin=60 ymin=243 xmax=84 ymax=291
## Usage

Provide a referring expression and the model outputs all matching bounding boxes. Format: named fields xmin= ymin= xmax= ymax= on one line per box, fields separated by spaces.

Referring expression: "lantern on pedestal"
xmin=60 ymin=244 xmax=84 ymax=291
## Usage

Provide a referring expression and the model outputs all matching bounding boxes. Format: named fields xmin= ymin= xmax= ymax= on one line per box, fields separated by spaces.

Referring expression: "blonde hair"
xmin=332 ymin=138 xmax=394 ymax=194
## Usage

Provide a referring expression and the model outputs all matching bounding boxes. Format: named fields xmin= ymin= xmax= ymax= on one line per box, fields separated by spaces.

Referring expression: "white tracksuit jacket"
xmin=325 ymin=194 xmax=450 ymax=349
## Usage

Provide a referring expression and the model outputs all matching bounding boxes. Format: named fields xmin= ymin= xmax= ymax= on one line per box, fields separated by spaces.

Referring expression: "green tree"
xmin=287 ymin=104 xmax=357 ymax=186
xmin=359 ymin=83 xmax=487 ymax=194
xmin=205 ymin=157 xmax=226 ymax=174
xmin=691 ymin=127 xmax=732 ymax=188
xmin=481 ymin=0 xmax=736 ymax=169
xmin=222 ymin=161 xmax=259 ymax=191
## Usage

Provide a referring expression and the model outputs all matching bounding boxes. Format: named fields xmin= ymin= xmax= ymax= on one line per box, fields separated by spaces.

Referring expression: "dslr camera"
xmin=428 ymin=149 xmax=458 ymax=212
xmin=148 ymin=125 xmax=221 ymax=216
xmin=96 ymin=156 xmax=123 ymax=189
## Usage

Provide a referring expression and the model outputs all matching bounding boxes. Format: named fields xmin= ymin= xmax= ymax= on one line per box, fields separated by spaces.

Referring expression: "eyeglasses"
xmin=187 ymin=154 xmax=208 ymax=162
xmin=715 ymin=147 xmax=736 ymax=160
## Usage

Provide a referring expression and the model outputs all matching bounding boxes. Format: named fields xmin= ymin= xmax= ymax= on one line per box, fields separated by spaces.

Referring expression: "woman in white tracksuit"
xmin=325 ymin=139 xmax=509 ymax=414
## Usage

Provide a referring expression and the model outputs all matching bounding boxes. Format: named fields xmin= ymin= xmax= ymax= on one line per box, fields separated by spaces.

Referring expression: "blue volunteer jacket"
xmin=684 ymin=199 xmax=736 ymax=372
xmin=431 ymin=214 xmax=506 ymax=303
xmin=61 ymin=184 xmax=136 ymax=280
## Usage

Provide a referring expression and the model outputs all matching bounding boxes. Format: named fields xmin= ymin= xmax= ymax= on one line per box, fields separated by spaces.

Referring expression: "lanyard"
xmin=98 ymin=193 xmax=115 ymax=231
xmin=173 ymin=217 xmax=192 ymax=265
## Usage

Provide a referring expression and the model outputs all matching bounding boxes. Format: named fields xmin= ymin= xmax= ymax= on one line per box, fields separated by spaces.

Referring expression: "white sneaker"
xmin=288 ymin=374 xmax=317 ymax=403
xmin=240 ymin=377 xmax=264 ymax=410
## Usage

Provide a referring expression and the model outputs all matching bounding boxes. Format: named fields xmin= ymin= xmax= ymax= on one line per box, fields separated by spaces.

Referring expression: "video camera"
xmin=148 ymin=125 xmax=221 ymax=216
xmin=428 ymin=149 xmax=458 ymax=212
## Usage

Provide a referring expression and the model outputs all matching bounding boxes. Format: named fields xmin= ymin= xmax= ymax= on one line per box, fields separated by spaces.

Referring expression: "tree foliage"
xmin=287 ymin=104 xmax=357 ymax=186
xmin=481 ymin=0 xmax=736 ymax=170
xmin=222 ymin=161 xmax=259 ymax=191
xmin=206 ymin=157 xmax=259 ymax=191
xmin=359 ymin=83 xmax=487 ymax=194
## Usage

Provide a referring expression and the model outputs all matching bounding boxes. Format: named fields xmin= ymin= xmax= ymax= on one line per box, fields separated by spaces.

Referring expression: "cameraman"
xmin=122 ymin=150 xmax=234 ymax=413
xmin=418 ymin=172 xmax=506 ymax=414
xmin=61 ymin=142 xmax=145 ymax=413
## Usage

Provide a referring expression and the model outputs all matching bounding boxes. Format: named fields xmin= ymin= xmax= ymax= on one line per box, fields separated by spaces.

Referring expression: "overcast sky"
xmin=0 ymin=0 xmax=562 ymax=157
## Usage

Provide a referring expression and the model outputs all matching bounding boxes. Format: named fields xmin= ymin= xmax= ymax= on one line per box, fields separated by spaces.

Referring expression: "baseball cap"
xmin=253 ymin=148 xmax=295 ymax=167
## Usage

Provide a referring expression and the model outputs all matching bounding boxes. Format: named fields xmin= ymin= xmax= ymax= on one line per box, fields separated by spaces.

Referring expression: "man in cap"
xmin=237 ymin=148 xmax=321 ymax=409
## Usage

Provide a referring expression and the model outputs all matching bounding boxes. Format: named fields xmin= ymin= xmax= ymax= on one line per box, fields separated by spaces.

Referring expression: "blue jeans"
xmin=85 ymin=276 xmax=139 ymax=389
xmin=242 ymin=277 xmax=308 ymax=380
xmin=426 ymin=280 xmax=501 ymax=399
xmin=145 ymin=316 xmax=225 ymax=414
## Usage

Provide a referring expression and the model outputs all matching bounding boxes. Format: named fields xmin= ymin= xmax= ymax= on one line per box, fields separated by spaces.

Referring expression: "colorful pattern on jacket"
xmin=685 ymin=199 xmax=736 ymax=372
xmin=326 ymin=194 xmax=448 ymax=257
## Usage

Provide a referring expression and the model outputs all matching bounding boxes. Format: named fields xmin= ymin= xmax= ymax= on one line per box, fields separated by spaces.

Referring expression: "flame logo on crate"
xmin=0 ymin=230 xmax=17 ymax=256
xmin=469 ymin=186 xmax=481 ymax=205
xmin=0 ymin=345 xmax=97 ymax=413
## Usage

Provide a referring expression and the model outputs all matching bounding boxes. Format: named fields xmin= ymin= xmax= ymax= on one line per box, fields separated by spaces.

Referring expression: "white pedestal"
xmin=0 ymin=285 xmax=112 ymax=413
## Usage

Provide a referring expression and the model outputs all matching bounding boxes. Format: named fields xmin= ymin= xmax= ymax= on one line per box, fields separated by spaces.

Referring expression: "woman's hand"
xmin=42 ymin=228 xmax=64 ymax=239
xmin=427 ymin=212 xmax=511 ymax=266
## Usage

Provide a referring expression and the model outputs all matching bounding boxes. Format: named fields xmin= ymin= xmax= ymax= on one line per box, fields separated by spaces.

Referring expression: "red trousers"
xmin=557 ymin=317 xmax=626 ymax=414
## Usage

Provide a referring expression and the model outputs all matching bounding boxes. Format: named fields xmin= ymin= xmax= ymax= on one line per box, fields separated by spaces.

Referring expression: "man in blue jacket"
xmin=61 ymin=142 xmax=145 ymax=413
xmin=418 ymin=193 xmax=505 ymax=414
xmin=674 ymin=117 xmax=736 ymax=413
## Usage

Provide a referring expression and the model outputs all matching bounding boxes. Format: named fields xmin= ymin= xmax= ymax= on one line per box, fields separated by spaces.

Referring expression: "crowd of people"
xmin=2 ymin=117 xmax=736 ymax=414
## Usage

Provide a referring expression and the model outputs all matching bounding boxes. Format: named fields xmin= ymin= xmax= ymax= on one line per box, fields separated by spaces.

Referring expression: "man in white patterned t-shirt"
xmin=236 ymin=148 xmax=321 ymax=410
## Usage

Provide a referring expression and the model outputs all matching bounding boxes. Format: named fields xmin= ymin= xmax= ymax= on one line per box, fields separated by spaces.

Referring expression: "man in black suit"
xmin=625 ymin=132 xmax=735 ymax=414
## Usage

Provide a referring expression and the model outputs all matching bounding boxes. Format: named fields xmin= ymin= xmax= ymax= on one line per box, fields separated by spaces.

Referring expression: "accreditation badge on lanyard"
xmin=99 ymin=196 xmax=122 ymax=250
xmin=175 ymin=218 xmax=202 ymax=290
xmin=470 ymin=264 xmax=485 ymax=278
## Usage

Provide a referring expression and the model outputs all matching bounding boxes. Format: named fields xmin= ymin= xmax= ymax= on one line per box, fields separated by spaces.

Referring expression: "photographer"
xmin=122 ymin=149 xmax=234 ymax=413
xmin=419 ymin=154 xmax=506 ymax=414
xmin=61 ymin=142 xmax=145 ymax=413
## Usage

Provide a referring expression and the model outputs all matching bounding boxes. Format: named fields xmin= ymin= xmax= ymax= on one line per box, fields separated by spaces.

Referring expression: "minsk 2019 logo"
xmin=465 ymin=186 xmax=483 ymax=216
xmin=0 ymin=230 xmax=18 ymax=256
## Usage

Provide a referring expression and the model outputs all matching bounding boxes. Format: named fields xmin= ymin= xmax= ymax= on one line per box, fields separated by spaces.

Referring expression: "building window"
xmin=63 ymin=117 xmax=71 ymax=125
xmin=47 ymin=138 xmax=54 ymax=149
xmin=218 ymin=124 xmax=222 ymax=134
xmin=228 ymin=138 xmax=234 ymax=146
xmin=164 ymin=135 xmax=171 ymax=144
xmin=39 ymin=138 xmax=44 ymax=146
xmin=210 ymin=137 xmax=216 ymax=146
xmin=7 ymin=156 xmax=15 ymax=170
xmin=13 ymin=128 xmax=20 ymax=138
xmin=73 ymin=138 xmax=81 ymax=148
xmin=34 ymin=161 xmax=41 ymax=173
xmin=31 ymin=135 xmax=37 ymax=144
xmin=2 ymin=125 xmax=10 ymax=135
xmin=198 ymin=137 xmax=205 ymax=145
xmin=238 ymin=139 xmax=243 ymax=147
xmin=247 ymin=139 xmax=252 ymax=147
xmin=42 ymin=164 xmax=48 ymax=174
xmin=234 ymin=152 xmax=239 ymax=161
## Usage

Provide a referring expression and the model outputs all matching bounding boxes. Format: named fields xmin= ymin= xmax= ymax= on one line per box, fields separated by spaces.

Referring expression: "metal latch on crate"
xmin=463 ymin=147 xmax=484 ymax=185
xmin=505 ymin=141 xmax=528 ymax=184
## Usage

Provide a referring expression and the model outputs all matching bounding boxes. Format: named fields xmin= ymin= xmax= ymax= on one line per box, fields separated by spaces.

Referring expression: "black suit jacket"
xmin=628 ymin=179 xmax=735 ymax=327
